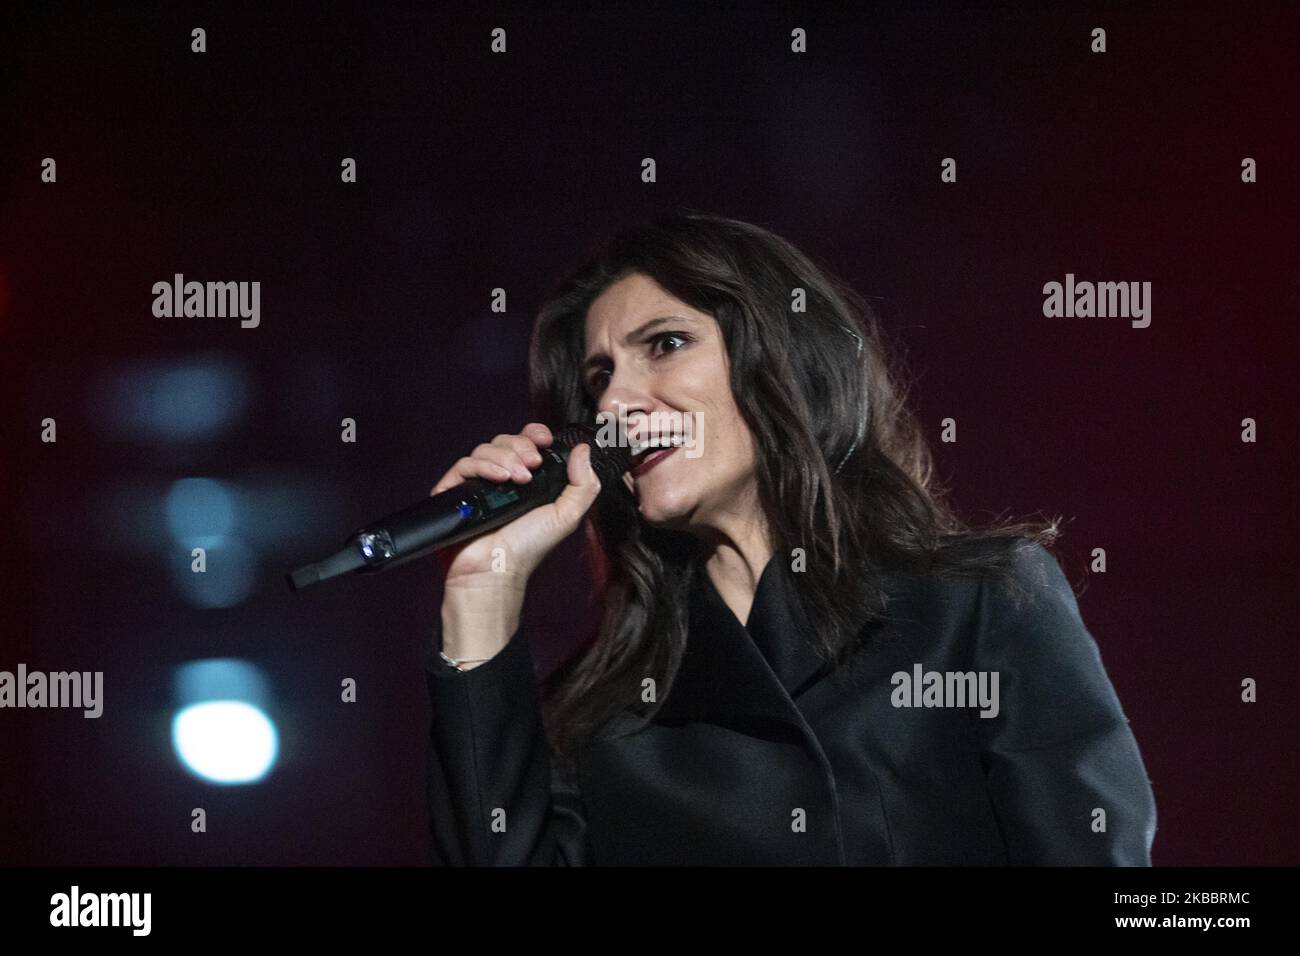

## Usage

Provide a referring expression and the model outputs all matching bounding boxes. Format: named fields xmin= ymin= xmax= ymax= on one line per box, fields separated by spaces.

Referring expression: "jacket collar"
xmin=650 ymin=557 xmax=830 ymax=729
xmin=629 ymin=555 xmax=850 ymax=866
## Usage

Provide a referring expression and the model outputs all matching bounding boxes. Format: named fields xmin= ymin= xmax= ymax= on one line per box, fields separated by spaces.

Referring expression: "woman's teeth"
xmin=631 ymin=435 xmax=684 ymax=457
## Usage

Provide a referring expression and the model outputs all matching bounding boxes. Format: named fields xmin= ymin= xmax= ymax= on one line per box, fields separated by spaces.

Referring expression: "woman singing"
xmin=423 ymin=210 xmax=1157 ymax=866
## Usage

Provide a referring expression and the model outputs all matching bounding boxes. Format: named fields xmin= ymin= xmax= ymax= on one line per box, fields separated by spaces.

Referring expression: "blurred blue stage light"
xmin=167 ymin=535 xmax=258 ymax=608
xmin=91 ymin=353 xmax=251 ymax=444
xmin=164 ymin=477 xmax=235 ymax=540
xmin=164 ymin=478 xmax=258 ymax=605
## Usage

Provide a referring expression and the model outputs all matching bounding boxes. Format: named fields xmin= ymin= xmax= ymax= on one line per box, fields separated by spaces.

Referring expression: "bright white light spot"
xmin=171 ymin=701 xmax=278 ymax=784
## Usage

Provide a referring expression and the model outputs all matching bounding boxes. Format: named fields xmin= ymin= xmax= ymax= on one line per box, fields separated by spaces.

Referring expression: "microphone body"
xmin=287 ymin=423 xmax=630 ymax=591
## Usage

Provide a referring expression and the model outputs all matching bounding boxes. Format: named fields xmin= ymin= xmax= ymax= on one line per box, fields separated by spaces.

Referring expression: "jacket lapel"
xmin=608 ymin=558 xmax=846 ymax=864
xmin=652 ymin=558 xmax=830 ymax=729
xmin=744 ymin=559 xmax=833 ymax=699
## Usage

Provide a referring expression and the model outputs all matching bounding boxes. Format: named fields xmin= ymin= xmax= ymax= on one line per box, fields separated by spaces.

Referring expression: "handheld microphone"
xmin=285 ymin=423 xmax=632 ymax=591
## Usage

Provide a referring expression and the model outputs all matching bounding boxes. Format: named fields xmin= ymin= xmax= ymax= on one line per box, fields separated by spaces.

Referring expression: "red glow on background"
xmin=0 ymin=267 xmax=10 ymax=330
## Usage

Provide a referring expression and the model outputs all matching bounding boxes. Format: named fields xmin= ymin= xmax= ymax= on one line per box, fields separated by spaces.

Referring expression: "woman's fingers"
xmin=430 ymin=425 xmax=554 ymax=496
xmin=490 ymin=432 xmax=545 ymax=469
xmin=521 ymin=422 xmax=553 ymax=447
xmin=474 ymin=442 xmax=534 ymax=481
xmin=550 ymin=442 xmax=602 ymax=532
xmin=430 ymin=455 xmax=511 ymax=495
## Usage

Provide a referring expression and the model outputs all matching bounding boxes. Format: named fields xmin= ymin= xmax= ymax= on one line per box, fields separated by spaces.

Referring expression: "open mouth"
xmin=628 ymin=434 xmax=687 ymax=478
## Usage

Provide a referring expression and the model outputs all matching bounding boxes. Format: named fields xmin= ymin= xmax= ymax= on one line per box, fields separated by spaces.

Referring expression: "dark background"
xmin=1 ymin=1 xmax=1295 ymax=865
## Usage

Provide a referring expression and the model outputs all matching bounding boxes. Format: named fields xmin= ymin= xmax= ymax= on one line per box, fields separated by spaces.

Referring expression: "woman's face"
xmin=583 ymin=272 xmax=761 ymax=533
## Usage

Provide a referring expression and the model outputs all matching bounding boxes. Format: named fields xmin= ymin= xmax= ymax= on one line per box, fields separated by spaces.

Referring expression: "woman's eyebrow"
xmin=582 ymin=315 xmax=696 ymax=374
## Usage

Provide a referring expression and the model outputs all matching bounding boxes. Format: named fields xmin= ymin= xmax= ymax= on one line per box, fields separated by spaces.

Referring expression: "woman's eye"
xmin=586 ymin=332 xmax=689 ymax=395
xmin=650 ymin=332 xmax=689 ymax=356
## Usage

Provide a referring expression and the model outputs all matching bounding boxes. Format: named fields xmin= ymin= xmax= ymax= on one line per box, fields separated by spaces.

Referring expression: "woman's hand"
xmin=431 ymin=423 xmax=602 ymax=665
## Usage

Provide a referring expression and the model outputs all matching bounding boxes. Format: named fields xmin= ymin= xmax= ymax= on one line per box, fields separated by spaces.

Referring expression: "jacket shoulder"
xmin=872 ymin=535 xmax=1053 ymax=639
xmin=967 ymin=538 xmax=1133 ymax=750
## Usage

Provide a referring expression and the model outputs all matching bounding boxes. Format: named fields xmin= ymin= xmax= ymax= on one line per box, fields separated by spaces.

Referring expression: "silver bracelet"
xmin=439 ymin=651 xmax=491 ymax=671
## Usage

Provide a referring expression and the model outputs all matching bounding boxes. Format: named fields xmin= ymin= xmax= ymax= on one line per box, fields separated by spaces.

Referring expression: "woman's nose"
xmin=597 ymin=387 xmax=653 ymax=424
xmin=599 ymin=400 xmax=659 ymax=449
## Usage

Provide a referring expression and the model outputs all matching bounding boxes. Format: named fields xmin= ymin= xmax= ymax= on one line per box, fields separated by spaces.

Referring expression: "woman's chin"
xmin=634 ymin=490 xmax=694 ymax=527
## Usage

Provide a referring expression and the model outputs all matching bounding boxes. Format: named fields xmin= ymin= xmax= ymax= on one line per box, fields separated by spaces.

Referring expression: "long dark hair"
xmin=528 ymin=209 xmax=1060 ymax=758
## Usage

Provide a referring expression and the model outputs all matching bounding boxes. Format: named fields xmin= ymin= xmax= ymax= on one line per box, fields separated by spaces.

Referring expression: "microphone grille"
xmin=554 ymin=422 xmax=632 ymax=492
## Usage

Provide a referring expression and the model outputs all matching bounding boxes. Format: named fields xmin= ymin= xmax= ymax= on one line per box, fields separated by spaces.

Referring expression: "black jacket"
xmin=424 ymin=540 xmax=1157 ymax=865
